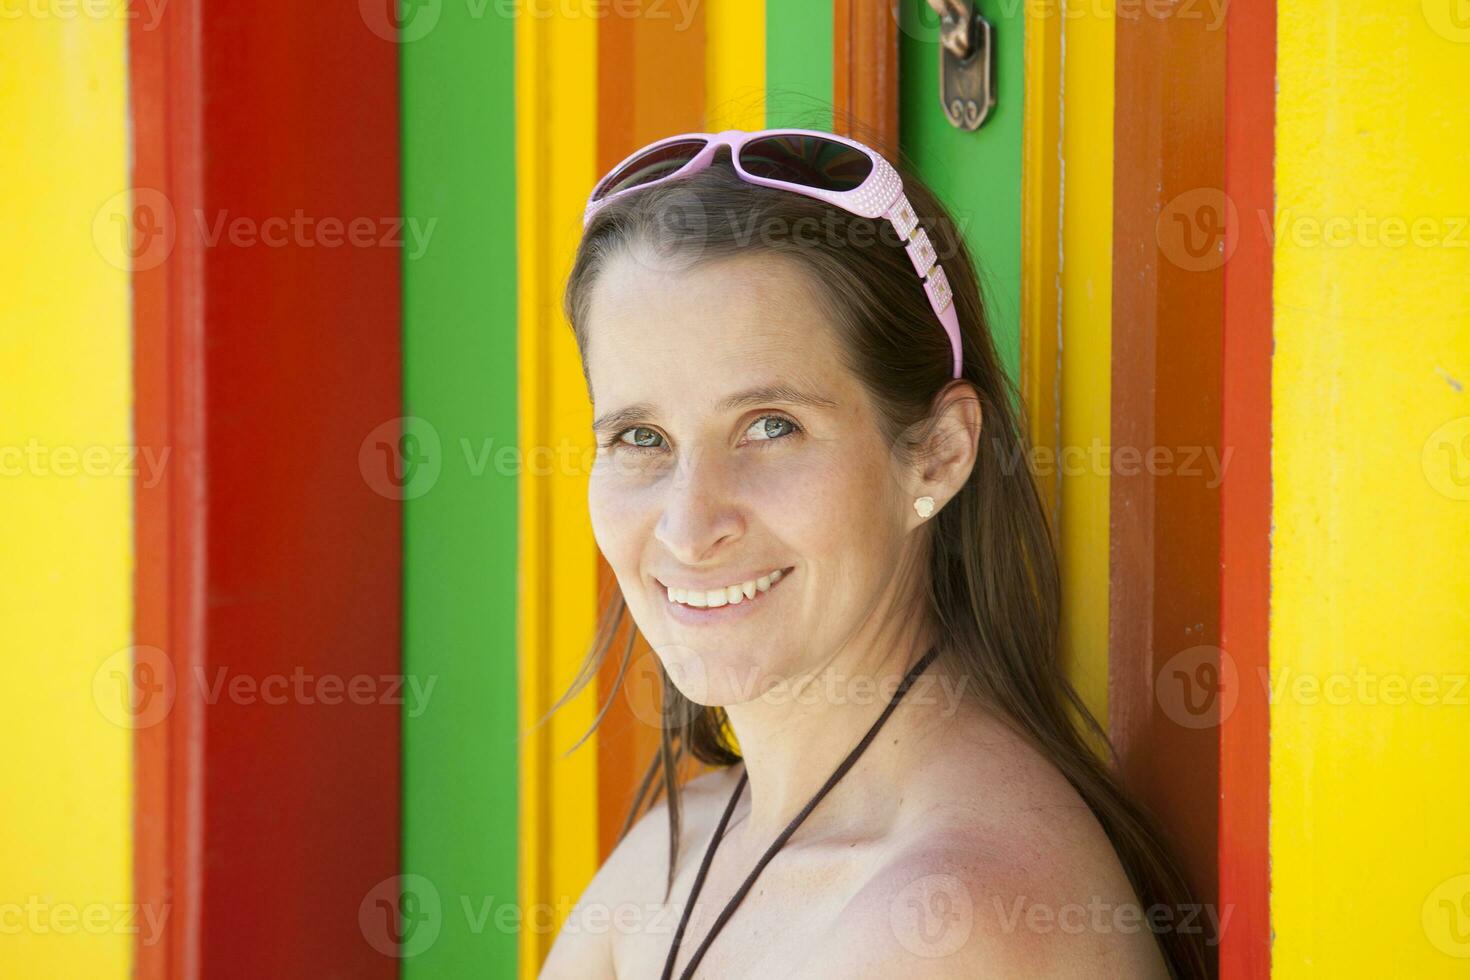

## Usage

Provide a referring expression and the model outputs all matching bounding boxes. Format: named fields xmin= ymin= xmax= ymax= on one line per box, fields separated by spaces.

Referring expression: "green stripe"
xmin=401 ymin=7 xmax=519 ymax=976
xmin=900 ymin=0 xmax=1025 ymax=380
xmin=765 ymin=0 xmax=833 ymax=129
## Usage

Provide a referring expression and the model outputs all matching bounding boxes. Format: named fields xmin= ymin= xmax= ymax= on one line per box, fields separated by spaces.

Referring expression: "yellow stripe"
xmin=700 ymin=0 xmax=765 ymax=756
xmin=1021 ymin=4 xmax=1062 ymax=525
xmin=1056 ymin=0 xmax=1114 ymax=733
xmin=0 ymin=10 xmax=133 ymax=979
xmin=516 ymin=4 xmax=601 ymax=976
xmin=704 ymin=0 xmax=765 ymax=130
xmin=1272 ymin=3 xmax=1470 ymax=973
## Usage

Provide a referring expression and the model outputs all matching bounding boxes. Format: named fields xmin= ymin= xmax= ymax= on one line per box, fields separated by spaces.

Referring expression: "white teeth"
xmin=665 ymin=569 xmax=787 ymax=608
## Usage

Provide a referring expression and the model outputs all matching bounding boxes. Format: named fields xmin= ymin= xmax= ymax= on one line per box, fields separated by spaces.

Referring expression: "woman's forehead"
xmin=585 ymin=253 xmax=849 ymax=402
xmin=588 ymin=250 xmax=825 ymax=331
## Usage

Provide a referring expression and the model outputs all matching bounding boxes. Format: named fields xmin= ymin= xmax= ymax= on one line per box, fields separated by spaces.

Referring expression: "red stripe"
xmin=130 ymin=3 xmax=206 ymax=973
xmin=1220 ymin=2 xmax=1275 ymax=976
xmin=1109 ymin=7 xmax=1227 ymax=918
xmin=131 ymin=2 xmax=402 ymax=975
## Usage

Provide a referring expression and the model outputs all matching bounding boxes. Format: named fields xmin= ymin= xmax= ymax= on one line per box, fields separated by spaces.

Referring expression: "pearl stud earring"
xmin=914 ymin=496 xmax=935 ymax=519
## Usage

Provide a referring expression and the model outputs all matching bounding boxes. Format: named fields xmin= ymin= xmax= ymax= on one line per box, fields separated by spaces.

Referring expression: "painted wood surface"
xmin=1272 ymin=3 xmax=1470 ymax=973
xmin=1220 ymin=1 xmax=1275 ymax=975
xmin=706 ymin=0 xmax=766 ymax=129
xmin=129 ymin=1 xmax=205 ymax=973
xmin=592 ymin=2 xmax=709 ymax=864
xmin=0 ymin=11 xmax=135 ymax=978
xmin=1109 ymin=1 xmax=1227 ymax=919
xmin=1021 ymin=2 xmax=1061 ymax=524
xmin=899 ymin=0 xmax=1026 ymax=380
xmin=766 ymin=0 xmax=833 ymax=129
xmin=1055 ymin=0 xmax=1115 ymax=739
xmin=128 ymin=1 xmax=403 ymax=974
xmin=516 ymin=5 xmax=602 ymax=977
xmin=401 ymin=5 xmax=521 ymax=977
xmin=834 ymin=0 xmax=900 ymax=149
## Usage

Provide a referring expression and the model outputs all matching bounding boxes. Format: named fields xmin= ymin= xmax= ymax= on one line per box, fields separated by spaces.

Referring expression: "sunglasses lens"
xmin=593 ymin=139 xmax=707 ymax=201
xmin=738 ymin=135 xmax=873 ymax=191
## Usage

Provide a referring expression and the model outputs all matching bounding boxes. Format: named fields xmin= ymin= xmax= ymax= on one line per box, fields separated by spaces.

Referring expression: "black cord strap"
xmin=660 ymin=645 xmax=941 ymax=980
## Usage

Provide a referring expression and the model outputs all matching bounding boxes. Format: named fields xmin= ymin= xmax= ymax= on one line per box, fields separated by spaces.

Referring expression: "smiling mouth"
xmin=657 ymin=566 xmax=795 ymax=610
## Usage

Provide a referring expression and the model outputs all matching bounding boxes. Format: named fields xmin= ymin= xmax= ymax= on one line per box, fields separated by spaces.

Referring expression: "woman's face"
xmin=584 ymin=249 xmax=925 ymax=705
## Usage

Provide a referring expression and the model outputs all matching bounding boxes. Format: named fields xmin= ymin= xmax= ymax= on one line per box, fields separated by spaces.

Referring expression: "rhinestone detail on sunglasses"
xmin=582 ymin=129 xmax=964 ymax=378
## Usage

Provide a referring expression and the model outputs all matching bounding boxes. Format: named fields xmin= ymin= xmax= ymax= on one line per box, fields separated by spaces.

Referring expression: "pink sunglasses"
xmin=582 ymin=128 xmax=964 ymax=379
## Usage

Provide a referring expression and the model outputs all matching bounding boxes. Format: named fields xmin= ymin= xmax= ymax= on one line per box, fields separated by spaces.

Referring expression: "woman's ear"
xmin=909 ymin=381 xmax=983 ymax=521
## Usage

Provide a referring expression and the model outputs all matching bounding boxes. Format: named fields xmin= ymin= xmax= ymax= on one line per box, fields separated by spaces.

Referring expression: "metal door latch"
xmin=927 ymin=0 xmax=996 ymax=130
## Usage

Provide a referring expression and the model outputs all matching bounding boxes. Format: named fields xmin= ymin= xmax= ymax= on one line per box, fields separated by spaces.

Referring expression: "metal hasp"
xmin=928 ymin=0 xmax=996 ymax=130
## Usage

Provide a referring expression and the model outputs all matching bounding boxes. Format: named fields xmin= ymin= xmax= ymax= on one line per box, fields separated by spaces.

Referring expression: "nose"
xmin=653 ymin=448 xmax=745 ymax=566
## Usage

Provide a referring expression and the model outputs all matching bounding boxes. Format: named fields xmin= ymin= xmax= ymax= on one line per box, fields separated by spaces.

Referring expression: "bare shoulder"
xmin=538 ymin=765 xmax=741 ymax=979
xmin=811 ymin=730 xmax=1172 ymax=978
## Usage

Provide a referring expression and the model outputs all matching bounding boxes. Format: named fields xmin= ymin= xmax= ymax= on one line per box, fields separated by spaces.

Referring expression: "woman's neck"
xmin=718 ymin=623 xmax=970 ymax=843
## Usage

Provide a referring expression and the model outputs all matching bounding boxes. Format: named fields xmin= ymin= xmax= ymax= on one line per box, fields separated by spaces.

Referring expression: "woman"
xmin=539 ymin=129 xmax=1207 ymax=978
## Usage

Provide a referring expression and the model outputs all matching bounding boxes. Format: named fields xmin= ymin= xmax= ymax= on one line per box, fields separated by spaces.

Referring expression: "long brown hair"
xmin=547 ymin=134 xmax=1209 ymax=979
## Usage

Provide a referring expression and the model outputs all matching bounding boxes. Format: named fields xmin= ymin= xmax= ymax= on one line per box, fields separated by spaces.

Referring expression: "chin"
xmin=647 ymin=639 xmax=778 ymax=708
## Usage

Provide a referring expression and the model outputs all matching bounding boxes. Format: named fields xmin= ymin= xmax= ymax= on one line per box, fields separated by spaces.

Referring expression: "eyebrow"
xmin=591 ymin=382 xmax=840 ymax=433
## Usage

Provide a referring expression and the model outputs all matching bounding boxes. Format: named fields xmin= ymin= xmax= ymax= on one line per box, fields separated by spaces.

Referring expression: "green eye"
xmin=617 ymin=426 xmax=664 ymax=450
xmin=747 ymin=415 xmax=800 ymax=442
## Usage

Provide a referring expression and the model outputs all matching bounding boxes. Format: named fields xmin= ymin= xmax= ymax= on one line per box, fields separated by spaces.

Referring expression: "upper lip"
xmin=655 ymin=566 xmax=792 ymax=590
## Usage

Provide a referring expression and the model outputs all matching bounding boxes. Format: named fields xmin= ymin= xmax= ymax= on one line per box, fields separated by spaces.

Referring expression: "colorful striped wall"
xmin=1271 ymin=2 xmax=1470 ymax=974
xmin=1 ymin=11 xmax=134 ymax=978
xmin=4 ymin=2 xmax=1468 ymax=978
xmin=401 ymin=3 xmax=520 ymax=977
xmin=1054 ymin=0 xmax=1116 ymax=745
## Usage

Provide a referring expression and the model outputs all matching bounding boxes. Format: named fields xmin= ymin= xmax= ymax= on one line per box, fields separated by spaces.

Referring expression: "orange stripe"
xmin=1218 ymin=1 xmax=1274 ymax=974
xmin=593 ymin=0 xmax=708 ymax=861
xmin=1109 ymin=6 xmax=1227 ymax=911
xmin=832 ymin=0 xmax=899 ymax=150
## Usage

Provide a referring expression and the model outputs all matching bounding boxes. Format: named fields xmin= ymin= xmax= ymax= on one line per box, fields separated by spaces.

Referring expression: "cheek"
xmin=747 ymin=439 xmax=898 ymax=560
xmin=588 ymin=467 xmax=629 ymax=557
xmin=588 ymin=463 xmax=665 ymax=593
